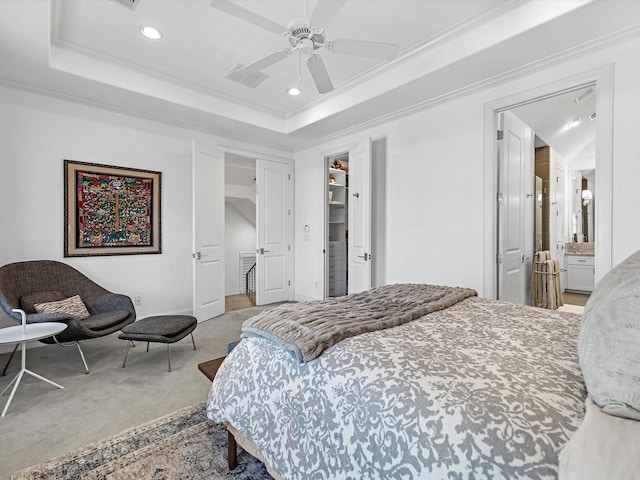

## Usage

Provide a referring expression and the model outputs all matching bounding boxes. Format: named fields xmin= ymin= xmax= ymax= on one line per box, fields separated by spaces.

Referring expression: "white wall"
xmin=293 ymin=33 xmax=640 ymax=301
xmin=0 ymin=86 xmax=291 ymax=333
xmin=224 ymin=203 xmax=256 ymax=295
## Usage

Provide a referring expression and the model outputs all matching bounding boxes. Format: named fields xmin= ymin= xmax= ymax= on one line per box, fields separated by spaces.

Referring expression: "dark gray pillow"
xmin=20 ymin=290 xmax=66 ymax=314
xmin=578 ymin=249 xmax=640 ymax=420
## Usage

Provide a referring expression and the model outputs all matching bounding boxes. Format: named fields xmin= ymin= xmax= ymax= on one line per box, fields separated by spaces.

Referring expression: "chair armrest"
xmin=84 ymin=293 xmax=135 ymax=316
xmin=8 ymin=312 xmax=85 ymax=339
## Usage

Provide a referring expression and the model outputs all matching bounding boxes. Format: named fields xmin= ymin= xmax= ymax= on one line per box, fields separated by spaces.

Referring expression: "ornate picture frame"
xmin=64 ymin=160 xmax=162 ymax=257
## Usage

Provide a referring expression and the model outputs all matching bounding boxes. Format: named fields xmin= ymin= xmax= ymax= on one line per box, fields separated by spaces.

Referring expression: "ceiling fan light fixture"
xmin=287 ymin=86 xmax=302 ymax=96
xmin=139 ymin=25 xmax=162 ymax=40
xmin=299 ymin=38 xmax=314 ymax=57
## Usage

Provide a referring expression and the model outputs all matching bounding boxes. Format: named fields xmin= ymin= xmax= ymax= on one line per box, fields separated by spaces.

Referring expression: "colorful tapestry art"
xmin=64 ymin=160 xmax=162 ymax=257
xmin=76 ymin=171 xmax=153 ymax=248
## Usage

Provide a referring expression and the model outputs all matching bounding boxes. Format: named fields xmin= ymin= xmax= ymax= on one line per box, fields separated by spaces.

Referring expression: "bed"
xmin=207 ymin=283 xmax=589 ymax=479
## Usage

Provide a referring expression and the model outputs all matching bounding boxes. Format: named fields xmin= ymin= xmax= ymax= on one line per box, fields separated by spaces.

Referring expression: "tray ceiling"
xmin=1 ymin=1 xmax=640 ymax=149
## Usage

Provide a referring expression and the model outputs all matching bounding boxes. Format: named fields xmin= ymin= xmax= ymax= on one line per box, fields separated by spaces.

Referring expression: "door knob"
xmin=192 ymin=251 xmax=201 ymax=260
xmin=259 ymin=248 xmax=271 ymax=255
xmin=357 ymin=253 xmax=369 ymax=261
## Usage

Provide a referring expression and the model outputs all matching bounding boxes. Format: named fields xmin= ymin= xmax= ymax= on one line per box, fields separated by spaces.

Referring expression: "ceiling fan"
xmin=210 ymin=0 xmax=399 ymax=94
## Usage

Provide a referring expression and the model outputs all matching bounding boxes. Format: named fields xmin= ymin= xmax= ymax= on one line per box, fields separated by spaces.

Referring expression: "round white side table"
xmin=0 ymin=322 xmax=67 ymax=417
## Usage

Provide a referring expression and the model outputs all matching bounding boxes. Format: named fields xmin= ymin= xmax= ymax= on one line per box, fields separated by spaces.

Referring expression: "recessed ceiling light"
xmin=139 ymin=25 xmax=162 ymax=40
xmin=573 ymin=87 xmax=593 ymax=104
xmin=287 ymin=86 xmax=302 ymax=96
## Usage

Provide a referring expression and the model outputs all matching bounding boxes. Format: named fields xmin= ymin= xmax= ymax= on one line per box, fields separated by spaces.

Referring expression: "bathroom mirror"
xmin=569 ymin=169 xmax=595 ymax=242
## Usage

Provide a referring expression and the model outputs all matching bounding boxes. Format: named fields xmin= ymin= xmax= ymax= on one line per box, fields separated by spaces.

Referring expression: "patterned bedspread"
xmin=207 ymin=294 xmax=586 ymax=480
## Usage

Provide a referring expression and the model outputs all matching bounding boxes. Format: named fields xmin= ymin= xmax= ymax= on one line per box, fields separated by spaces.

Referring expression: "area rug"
xmin=11 ymin=402 xmax=271 ymax=480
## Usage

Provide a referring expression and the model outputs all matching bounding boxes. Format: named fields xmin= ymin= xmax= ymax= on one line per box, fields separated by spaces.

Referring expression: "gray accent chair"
xmin=0 ymin=260 xmax=136 ymax=373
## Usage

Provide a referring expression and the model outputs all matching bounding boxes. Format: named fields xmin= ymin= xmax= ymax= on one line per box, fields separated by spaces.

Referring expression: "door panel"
xmin=192 ymin=141 xmax=225 ymax=321
xmin=348 ymin=138 xmax=372 ymax=294
xmin=256 ymin=159 xmax=290 ymax=305
xmin=498 ymin=112 xmax=533 ymax=304
xmin=554 ymin=162 xmax=567 ymax=273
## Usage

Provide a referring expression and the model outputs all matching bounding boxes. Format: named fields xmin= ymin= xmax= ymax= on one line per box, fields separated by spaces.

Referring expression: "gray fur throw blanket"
xmin=241 ymin=283 xmax=477 ymax=362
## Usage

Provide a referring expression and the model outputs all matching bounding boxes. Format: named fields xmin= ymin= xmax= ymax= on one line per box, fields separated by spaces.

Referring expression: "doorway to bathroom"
xmin=488 ymin=66 xmax=612 ymax=309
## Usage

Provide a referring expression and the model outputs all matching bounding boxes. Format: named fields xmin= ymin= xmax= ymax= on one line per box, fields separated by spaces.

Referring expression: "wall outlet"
xmin=134 ymin=295 xmax=143 ymax=306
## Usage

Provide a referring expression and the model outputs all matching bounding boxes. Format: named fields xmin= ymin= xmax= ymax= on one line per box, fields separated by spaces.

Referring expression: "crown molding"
xmin=291 ymin=23 xmax=640 ymax=152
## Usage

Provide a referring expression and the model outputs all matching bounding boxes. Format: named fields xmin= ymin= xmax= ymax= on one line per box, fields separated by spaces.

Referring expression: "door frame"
xmin=193 ymin=143 xmax=294 ymax=308
xmin=483 ymin=65 xmax=613 ymax=298
xmin=321 ymin=142 xmax=354 ymax=299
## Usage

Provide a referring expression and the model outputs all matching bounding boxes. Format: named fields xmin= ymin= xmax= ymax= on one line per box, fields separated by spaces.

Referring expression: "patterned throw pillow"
xmin=20 ymin=290 xmax=66 ymax=313
xmin=34 ymin=295 xmax=91 ymax=320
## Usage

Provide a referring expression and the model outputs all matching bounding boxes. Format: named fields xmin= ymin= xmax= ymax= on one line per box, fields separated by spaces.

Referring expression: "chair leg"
xmin=191 ymin=332 xmax=197 ymax=351
xmin=52 ymin=336 xmax=89 ymax=374
xmin=1 ymin=344 xmax=19 ymax=376
xmin=76 ymin=342 xmax=89 ymax=374
xmin=167 ymin=344 xmax=172 ymax=372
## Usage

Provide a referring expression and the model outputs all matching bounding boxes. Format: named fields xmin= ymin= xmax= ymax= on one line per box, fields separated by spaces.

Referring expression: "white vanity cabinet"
xmin=566 ymin=255 xmax=595 ymax=293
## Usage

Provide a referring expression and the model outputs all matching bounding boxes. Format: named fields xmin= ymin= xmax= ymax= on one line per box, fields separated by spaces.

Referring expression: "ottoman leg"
xmin=191 ymin=332 xmax=197 ymax=351
xmin=122 ymin=341 xmax=132 ymax=368
xmin=167 ymin=344 xmax=171 ymax=372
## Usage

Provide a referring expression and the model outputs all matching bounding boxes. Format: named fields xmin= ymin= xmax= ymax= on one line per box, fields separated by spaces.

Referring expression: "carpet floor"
xmin=11 ymin=402 xmax=271 ymax=480
xmin=0 ymin=304 xmax=278 ymax=478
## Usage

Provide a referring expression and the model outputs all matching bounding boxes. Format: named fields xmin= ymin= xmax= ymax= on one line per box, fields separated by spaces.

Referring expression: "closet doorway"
xmin=325 ymin=152 xmax=349 ymax=297
xmin=323 ymin=137 xmax=376 ymax=298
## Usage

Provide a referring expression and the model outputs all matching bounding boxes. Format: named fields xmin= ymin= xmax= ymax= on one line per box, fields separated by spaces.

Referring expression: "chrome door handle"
xmin=357 ymin=253 xmax=369 ymax=261
xmin=259 ymin=248 xmax=271 ymax=255
xmin=192 ymin=251 xmax=201 ymax=260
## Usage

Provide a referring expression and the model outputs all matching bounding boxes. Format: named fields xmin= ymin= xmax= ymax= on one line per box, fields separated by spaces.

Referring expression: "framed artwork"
xmin=64 ymin=160 xmax=162 ymax=257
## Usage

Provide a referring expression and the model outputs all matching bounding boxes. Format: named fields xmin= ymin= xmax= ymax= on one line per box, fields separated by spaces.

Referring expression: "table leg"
xmin=1 ymin=341 xmax=64 ymax=418
xmin=1 ymin=370 xmax=24 ymax=417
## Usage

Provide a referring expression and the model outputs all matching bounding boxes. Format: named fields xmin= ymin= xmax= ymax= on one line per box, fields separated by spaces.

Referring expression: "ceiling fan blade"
xmin=306 ymin=54 xmax=334 ymax=94
xmin=237 ymin=50 xmax=291 ymax=76
xmin=211 ymin=0 xmax=285 ymax=35
xmin=309 ymin=0 xmax=346 ymax=30
xmin=329 ymin=39 xmax=399 ymax=59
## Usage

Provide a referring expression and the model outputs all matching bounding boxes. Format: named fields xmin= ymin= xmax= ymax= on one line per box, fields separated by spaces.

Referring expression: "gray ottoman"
xmin=118 ymin=315 xmax=197 ymax=372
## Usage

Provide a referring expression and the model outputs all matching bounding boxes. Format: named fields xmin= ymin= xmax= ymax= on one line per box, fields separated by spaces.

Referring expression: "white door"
xmin=554 ymin=162 xmax=567 ymax=271
xmin=348 ymin=138 xmax=372 ymax=294
xmin=256 ymin=159 xmax=290 ymax=305
xmin=192 ymin=141 xmax=225 ymax=322
xmin=497 ymin=112 xmax=534 ymax=304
